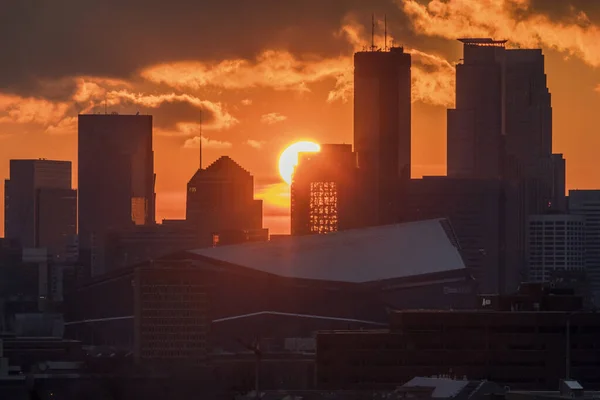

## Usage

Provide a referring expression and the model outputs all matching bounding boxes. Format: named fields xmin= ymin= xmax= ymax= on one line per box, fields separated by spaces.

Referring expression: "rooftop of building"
xmin=188 ymin=155 xmax=252 ymax=183
xmin=458 ymin=38 xmax=508 ymax=46
xmin=189 ymin=218 xmax=466 ymax=284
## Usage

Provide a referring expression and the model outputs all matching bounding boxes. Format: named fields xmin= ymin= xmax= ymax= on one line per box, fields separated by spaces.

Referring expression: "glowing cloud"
xmin=400 ymin=0 xmax=600 ymax=67
xmin=260 ymin=112 xmax=287 ymax=125
xmin=141 ymin=50 xmax=351 ymax=96
xmin=335 ymin=16 xmax=457 ymax=107
xmin=183 ymin=136 xmax=233 ymax=150
xmin=247 ymin=139 xmax=266 ymax=149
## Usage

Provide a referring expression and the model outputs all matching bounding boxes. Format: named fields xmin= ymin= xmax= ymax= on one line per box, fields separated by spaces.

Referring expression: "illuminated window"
xmin=309 ymin=181 xmax=338 ymax=234
xmin=131 ymin=197 xmax=147 ymax=225
xmin=189 ymin=187 xmax=197 ymax=193
xmin=212 ymin=234 xmax=220 ymax=247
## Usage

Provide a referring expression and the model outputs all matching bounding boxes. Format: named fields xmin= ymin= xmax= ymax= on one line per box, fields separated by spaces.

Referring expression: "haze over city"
xmin=1 ymin=0 xmax=600 ymax=236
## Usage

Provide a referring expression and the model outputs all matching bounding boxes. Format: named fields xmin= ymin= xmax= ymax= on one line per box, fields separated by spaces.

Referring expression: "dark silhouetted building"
xmin=186 ymin=156 xmax=264 ymax=247
xmin=446 ymin=39 xmax=563 ymax=293
xmin=404 ymin=176 xmax=504 ymax=293
xmin=65 ymin=219 xmax=476 ymax=367
xmin=104 ymin=223 xmax=198 ymax=269
xmin=569 ymin=190 xmax=600 ymax=306
xmin=4 ymin=159 xmax=76 ymax=261
xmin=291 ymin=144 xmax=360 ymax=235
xmin=354 ymin=47 xmax=411 ymax=226
xmin=527 ymin=213 xmax=585 ymax=284
xmin=316 ymin=286 xmax=599 ymax=391
xmin=78 ymin=114 xmax=155 ymax=277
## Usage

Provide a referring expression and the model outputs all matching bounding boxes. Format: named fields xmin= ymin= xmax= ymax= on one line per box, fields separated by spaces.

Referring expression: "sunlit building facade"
xmin=78 ymin=114 xmax=155 ymax=277
xmin=291 ymin=144 xmax=360 ymax=236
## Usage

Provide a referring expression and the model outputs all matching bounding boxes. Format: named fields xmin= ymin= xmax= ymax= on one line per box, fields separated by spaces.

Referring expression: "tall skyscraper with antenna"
xmin=353 ymin=15 xmax=411 ymax=226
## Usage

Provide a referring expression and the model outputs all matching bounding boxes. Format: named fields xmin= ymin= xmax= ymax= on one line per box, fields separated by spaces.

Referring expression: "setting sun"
xmin=278 ymin=141 xmax=321 ymax=185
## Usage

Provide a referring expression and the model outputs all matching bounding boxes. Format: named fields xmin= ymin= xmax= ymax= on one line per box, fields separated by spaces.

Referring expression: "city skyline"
xmin=1 ymin=1 xmax=600 ymax=236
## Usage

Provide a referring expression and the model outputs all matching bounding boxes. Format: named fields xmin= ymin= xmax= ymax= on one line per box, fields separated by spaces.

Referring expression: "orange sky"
xmin=1 ymin=0 xmax=600 ymax=236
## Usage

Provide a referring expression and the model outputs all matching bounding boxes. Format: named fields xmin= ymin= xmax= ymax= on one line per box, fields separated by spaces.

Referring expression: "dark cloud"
xmin=145 ymin=100 xmax=204 ymax=129
xmin=0 ymin=0 xmax=394 ymax=95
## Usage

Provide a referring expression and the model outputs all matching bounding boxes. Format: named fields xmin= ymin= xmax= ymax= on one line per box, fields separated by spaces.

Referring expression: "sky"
xmin=1 ymin=0 xmax=600 ymax=236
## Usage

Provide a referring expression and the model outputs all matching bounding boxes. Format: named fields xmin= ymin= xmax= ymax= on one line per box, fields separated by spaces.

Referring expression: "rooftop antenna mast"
xmin=104 ymin=97 xmax=107 ymax=115
xmin=371 ymin=13 xmax=376 ymax=51
xmin=384 ymin=14 xmax=388 ymax=51
xmin=199 ymin=109 xmax=203 ymax=170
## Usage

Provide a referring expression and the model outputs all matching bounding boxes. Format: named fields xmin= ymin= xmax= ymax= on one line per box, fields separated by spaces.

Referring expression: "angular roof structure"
xmin=189 ymin=218 xmax=466 ymax=283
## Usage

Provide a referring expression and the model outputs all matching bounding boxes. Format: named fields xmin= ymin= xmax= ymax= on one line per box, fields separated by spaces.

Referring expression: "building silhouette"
xmin=404 ymin=177 xmax=503 ymax=293
xmin=354 ymin=46 xmax=411 ymax=226
xmin=78 ymin=114 xmax=155 ymax=276
xmin=527 ymin=212 xmax=585 ymax=283
xmin=440 ymin=39 xmax=565 ymax=292
xmin=569 ymin=190 xmax=600 ymax=306
xmin=4 ymin=159 xmax=76 ymax=261
xmin=291 ymin=144 xmax=360 ymax=236
xmin=186 ymin=156 xmax=264 ymax=247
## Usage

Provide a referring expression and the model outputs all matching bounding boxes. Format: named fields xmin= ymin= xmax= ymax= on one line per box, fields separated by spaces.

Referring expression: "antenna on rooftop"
xmin=199 ymin=109 xmax=203 ymax=170
xmin=384 ymin=14 xmax=388 ymax=51
xmin=371 ymin=13 xmax=376 ymax=51
xmin=104 ymin=97 xmax=107 ymax=115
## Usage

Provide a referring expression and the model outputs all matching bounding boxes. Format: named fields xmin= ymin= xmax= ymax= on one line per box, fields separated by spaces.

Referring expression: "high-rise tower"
xmin=353 ymin=46 xmax=411 ymax=226
xmin=78 ymin=114 xmax=155 ymax=276
xmin=4 ymin=159 xmax=76 ymax=260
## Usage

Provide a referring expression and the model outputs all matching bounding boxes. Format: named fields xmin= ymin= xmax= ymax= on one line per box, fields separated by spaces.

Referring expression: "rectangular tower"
xmin=78 ymin=114 xmax=155 ymax=276
xmin=291 ymin=144 xmax=359 ymax=236
xmin=354 ymin=47 xmax=411 ymax=226
xmin=4 ymin=159 xmax=76 ymax=260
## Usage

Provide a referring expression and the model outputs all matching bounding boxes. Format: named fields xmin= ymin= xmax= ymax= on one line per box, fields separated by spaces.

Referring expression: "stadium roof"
xmin=189 ymin=218 xmax=466 ymax=283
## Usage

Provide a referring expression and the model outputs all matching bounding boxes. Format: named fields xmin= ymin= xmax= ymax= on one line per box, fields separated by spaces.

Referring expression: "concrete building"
xmin=527 ymin=213 xmax=585 ymax=284
xmin=78 ymin=114 xmax=155 ymax=277
xmin=186 ymin=156 xmax=264 ymax=247
xmin=4 ymin=159 xmax=76 ymax=261
xmin=291 ymin=144 xmax=360 ymax=235
xmin=569 ymin=190 xmax=600 ymax=306
xmin=354 ymin=46 xmax=411 ymax=226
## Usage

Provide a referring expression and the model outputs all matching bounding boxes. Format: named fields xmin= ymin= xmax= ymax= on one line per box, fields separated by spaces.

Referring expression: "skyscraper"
xmin=446 ymin=38 xmax=560 ymax=292
xmin=291 ymin=144 xmax=360 ymax=235
xmin=354 ymin=46 xmax=411 ymax=226
xmin=186 ymin=156 xmax=264 ymax=247
xmin=447 ymin=38 xmax=555 ymax=196
xmin=4 ymin=159 xmax=76 ymax=261
xmin=78 ymin=114 xmax=155 ymax=276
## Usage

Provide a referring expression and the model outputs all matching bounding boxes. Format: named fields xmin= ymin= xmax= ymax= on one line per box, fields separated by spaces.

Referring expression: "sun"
xmin=278 ymin=141 xmax=321 ymax=185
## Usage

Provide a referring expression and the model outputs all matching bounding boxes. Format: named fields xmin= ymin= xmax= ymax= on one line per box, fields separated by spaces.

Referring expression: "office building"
xmin=354 ymin=46 xmax=411 ymax=226
xmin=569 ymin=190 xmax=600 ymax=306
xmin=527 ymin=213 xmax=585 ymax=284
xmin=446 ymin=39 xmax=563 ymax=293
xmin=186 ymin=156 xmax=263 ymax=247
xmin=403 ymin=177 xmax=505 ymax=294
xmin=316 ymin=286 xmax=599 ymax=391
xmin=4 ymin=160 xmax=76 ymax=261
xmin=291 ymin=144 xmax=360 ymax=235
xmin=78 ymin=114 xmax=155 ymax=276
